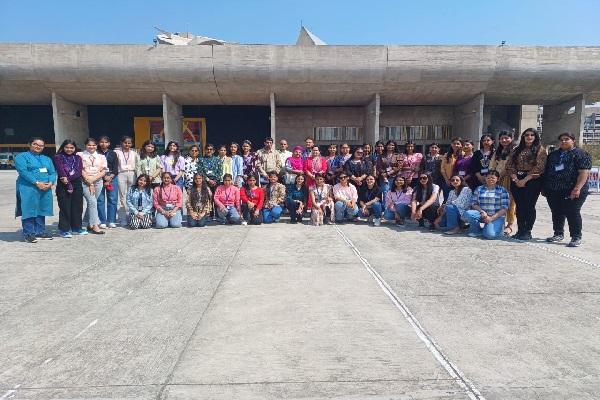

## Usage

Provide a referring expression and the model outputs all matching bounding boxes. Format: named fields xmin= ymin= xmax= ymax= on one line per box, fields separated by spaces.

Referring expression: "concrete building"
xmin=1 ymin=28 xmax=600 ymax=153
xmin=583 ymin=106 xmax=600 ymax=145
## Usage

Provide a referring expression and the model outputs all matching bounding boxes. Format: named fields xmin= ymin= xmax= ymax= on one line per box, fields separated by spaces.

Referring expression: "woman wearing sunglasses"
xmin=435 ymin=175 xmax=472 ymax=234
xmin=411 ymin=173 xmax=440 ymax=230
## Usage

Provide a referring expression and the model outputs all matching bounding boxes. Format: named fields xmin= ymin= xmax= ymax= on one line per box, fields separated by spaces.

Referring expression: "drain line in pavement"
xmin=334 ymin=226 xmax=486 ymax=400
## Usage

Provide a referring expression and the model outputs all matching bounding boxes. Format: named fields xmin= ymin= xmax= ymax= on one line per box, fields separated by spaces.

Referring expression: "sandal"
xmin=503 ymin=226 xmax=513 ymax=236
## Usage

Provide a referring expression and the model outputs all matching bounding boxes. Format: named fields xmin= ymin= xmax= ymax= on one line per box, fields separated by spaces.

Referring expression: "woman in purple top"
xmin=52 ymin=139 xmax=84 ymax=238
xmin=240 ymin=140 xmax=258 ymax=183
xmin=160 ymin=141 xmax=186 ymax=189
xmin=453 ymin=140 xmax=475 ymax=189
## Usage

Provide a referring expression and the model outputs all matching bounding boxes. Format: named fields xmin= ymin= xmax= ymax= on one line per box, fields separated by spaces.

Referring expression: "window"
xmin=314 ymin=127 xmax=363 ymax=142
xmin=380 ymin=125 xmax=452 ymax=142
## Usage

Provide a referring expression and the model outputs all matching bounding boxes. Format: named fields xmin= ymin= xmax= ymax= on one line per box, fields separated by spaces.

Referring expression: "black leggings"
xmin=241 ymin=203 xmax=263 ymax=225
xmin=545 ymin=189 xmax=588 ymax=239
xmin=511 ymin=178 xmax=542 ymax=234
xmin=56 ymin=180 xmax=83 ymax=232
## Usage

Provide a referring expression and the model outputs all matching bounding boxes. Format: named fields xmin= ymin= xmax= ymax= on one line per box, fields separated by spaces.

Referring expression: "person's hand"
xmin=570 ymin=187 xmax=581 ymax=199
xmin=445 ymin=179 xmax=451 ymax=186
xmin=89 ymin=184 xmax=95 ymax=195
xmin=253 ymin=210 xmax=259 ymax=217
xmin=247 ymin=201 xmax=255 ymax=209
xmin=220 ymin=207 xmax=227 ymax=214
xmin=190 ymin=211 xmax=198 ymax=220
xmin=411 ymin=211 xmax=418 ymax=220
xmin=516 ymin=179 xmax=526 ymax=188
xmin=60 ymin=177 xmax=68 ymax=185
xmin=35 ymin=182 xmax=46 ymax=190
xmin=137 ymin=212 xmax=145 ymax=219
xmin=361 ymin=206 xmax=367 ymax=215
xmin=416 ymin=209 xmax=423 ymax=219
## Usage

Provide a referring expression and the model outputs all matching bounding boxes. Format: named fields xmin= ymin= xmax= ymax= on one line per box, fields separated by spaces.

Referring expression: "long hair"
xmin=450 ymin=175 xmax=467 ymax=195
xmin=139 ymin=140 xmax=157 ymax=160
xmin=189 ymin=172 xmax=210 ymax=208
xmin=133 ymin=173 xmax=152 ymax=196
xmin=385 ymin=140 xmax=397 ymax=154
xmin=390 ymin=176 xmax=408 ymax=193
xmin=494 ymin=131 xmax=515 ymax=161
xmin=414 ymin=173 xmax=434 ymax=203
xmin=445 ymin=137 xmax=463 ymax=162
xmin=57 ymin=139 xmax=78 ymax=154
xmin=163 ymin=141 xmax=180 ymax=159
xmin=479 ymin=134 xmax=495 ymax=153
xmin=513 ymin=128 xmax=541 ymax=163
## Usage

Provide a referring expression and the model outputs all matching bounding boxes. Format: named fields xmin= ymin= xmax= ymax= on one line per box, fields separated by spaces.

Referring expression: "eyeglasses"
xmin=31 ymin=143 xmax=44 ymax=147
xmin=559 ymin=138 xmax=573 ymax=142
xmin=206 ymin=148 xmax=214 ymax=151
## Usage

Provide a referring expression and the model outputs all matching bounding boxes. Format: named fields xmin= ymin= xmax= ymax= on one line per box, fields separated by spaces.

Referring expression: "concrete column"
xmin=542 ymin=95 xmax=586 ymax=146
xmin=518 ymin=105 xmax=540 ymax=135
xmin=52 ymin=92 xmax=89 ymax=148
xmin=163 ymin=94 xmax=183 ymax=145
xmin=270 ymin=92 xmax=276 ymax=140
xmin=454 ymin=93 xmax=484 ymax=143
xmin=364 ymin=93 xmax=380 ymax=145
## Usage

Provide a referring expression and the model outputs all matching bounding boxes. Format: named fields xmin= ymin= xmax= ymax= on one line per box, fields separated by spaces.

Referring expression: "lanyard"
xmin=315 ymin=186 xmax=324 ymax=201
xmin=247 ymin=187 xmax=255 ymax=199
xmin=558 ymin=150 xmax=571 ymax=164
xmin=161 ymin=185 xmax=175 ymax=202
xmin=224 ymin=187 xmax=233 ymax=203
xmin=89 ymin=155 xmax=96 ymax=167
xmin=62 ymin=154 xmax=76 ymax=172
xmin=122 ymin=150 xmax=130 ymax=166
xmin=365 ymin=188 xmax=374 ymax=201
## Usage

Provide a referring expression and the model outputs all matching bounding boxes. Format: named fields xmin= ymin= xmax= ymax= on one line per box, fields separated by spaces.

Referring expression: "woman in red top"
xmin=213 ymin=173 xmax=242 ymax=224
xmin=153 ymin=172 xmax=183 ymax=228
xmin=240 ymin=175 xmax=264 ymax=225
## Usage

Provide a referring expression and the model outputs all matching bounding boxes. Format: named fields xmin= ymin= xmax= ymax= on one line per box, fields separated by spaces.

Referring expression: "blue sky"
xmin=1 ymin=0 xmax=599 ymax=46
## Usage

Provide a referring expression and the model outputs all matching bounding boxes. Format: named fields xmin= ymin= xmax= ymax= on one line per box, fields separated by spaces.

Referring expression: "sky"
xmin=1 ymin=0 xmax=599 ymax=46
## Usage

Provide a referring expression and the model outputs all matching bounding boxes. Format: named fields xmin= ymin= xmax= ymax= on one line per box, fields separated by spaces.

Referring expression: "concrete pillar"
xmin=542 ymin=95 xmax=586 ymax=146
xmin=270 ymin=92 xmax=276 ymax=140
xmin=518 ymin=105 xmax=540 ymax=135
xmin=454 ymin=93 xmax=484 ymax=143
xmin=162 ymin=94 xmax=183 ymax=145
xmin=52 ymin=92 xmax=89 ymax=149
xmin=364 ymin=93 xmax=380 ymax=145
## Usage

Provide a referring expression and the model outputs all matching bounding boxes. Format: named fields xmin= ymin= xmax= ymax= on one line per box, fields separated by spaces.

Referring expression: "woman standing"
xmin=440 ymin=137 xmax=463 ymax=201
xmin=490 ymin=131 xmax=517 ymax=235
xmin=15 ymin=137 xmax=57 ymax=243
xmin=434 ymin=175 xmax=472 ymax=234
xmin=78 ymin=138 xmax=107 ymax=235
xmin=240 ymin=175 xmax=264 ymax=225
xmin=420 ymin=142 xmax=443 ymax=187
xmin=411 ymin=173 xmax=440 ymax=230
xmin=186 ymin=173 xmax=212 ymax=228
xmin=161 ymin=141 xmax=185 ymax=189
xmin=241 ymin=140 xmax=258 ymax=184
xmin=329 ymin=143 xmax=351 ymax=183
xmin=200 ymin=143 xmax=223 ymax=190
xmin=333 ymin=173 xmax=359 ymax=222
xmin=464 ymin=171 xmax=509 ymax=240
xmin=218 ymin=145 xmax=233 ymax=183
xmin=358 ymin=175 xmax=383 ymax=226
xmin=303 ymin=145 xmax=328 ymax=189
xmin=372 ymin=140 xmax=385 ymax=167
xmin=214 ymin=173 xmax=242 ymax=224
xmin=399 ymin=141 xmax=423 ymax=186
xmin=383 ymin=176 xmax=413 ymax=225
xmin=284 ymin=146 xmax=304 ymax=185
xmin=453 ymin=140 xmax=475 ymax=189
xmin=136 ymin=140 xmax=162 ymax=188
xmin=286 ymin=174 xmax=308 ymax=224
xmin=153 ymin=172 xmax=183 ymax=228
xmin=262 ymin=171 xmax=286 ymax=223
xmin=310 ymin=173 xmax=335 ymax=225
xmin=97 ymin=136 xmax=119 ymax=229
xmin=505 ymin=128 xmax=547 ymax=240
xmin=53 ymin=139 xmax=84 ymax=238
xmin=344 ymin=147 xmax=372 ymax=188
xmin=126 ymin=174 xmax=154 ymax=230
xmin=376 ymin=140 xmax=401 ymax=195
xmin=114 ymin=136 xmax=139 ymax=226
xmin=471 ymin=134 xmax=495 ymax=186
xmin=183 ymin=144 xmax=202 ymax=189
xmin=230 ymin=142 xmax=244 ymax=187
xmin=325 ymin=143 xmax=338 ymax=184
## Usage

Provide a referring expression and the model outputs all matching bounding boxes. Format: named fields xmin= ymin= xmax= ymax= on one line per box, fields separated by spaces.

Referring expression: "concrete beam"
xmin=542 ymin=95 xmax=586 ymax=146
xmin=51 ymin=93 xmax=89 ymax=149
xmin=364 ymin=94 xmax=380 ymax=145
xmin=454 ymin=94 xmax=484 ymax=143
xmin=162 ymin=94 xmax=183 ymax=145
xmin=270 ymin=92 xmax=276 ymax=140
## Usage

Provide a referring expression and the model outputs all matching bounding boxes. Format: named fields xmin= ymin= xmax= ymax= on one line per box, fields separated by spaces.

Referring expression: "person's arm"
xmin=257 ymin=152 xmax=267 ymax=177
xmin=571 ymin=169 xmax=590 ymax=199
xmin=418 ymin=189 xmax=438 ymax=212
xmin=175 ymin=157 xmax=185 ymax=182
xmin=256 ymin=189 xmax=265 ymax=210
xmin=53 ymin=155 xmax=67 ymax=184
xmin=153 ymin=187 xmax=164 ymax=214
xmin=240 ymin=187 xmax=249 ymax=203
xmin=213 ymin=187 xmax=225 ymax=210
xmin=15 ymin=154 xmax=40 ymax=186
xmin=143 ymin=191 xmax=154 ymax=214
xmin=234 ymin=187 xmax=241 ymax=212
xmin=173 ymin=186 xmax=183 ymax=212
xmin=126 ymin=188 xmax=138 ymax=215
xmin=71 ymin=156 xmax=83 ymax=181
xmin=277 ymin=184 xmax=286 ymax=205
xmin=529 ymin=147 xmax=547 ymax=177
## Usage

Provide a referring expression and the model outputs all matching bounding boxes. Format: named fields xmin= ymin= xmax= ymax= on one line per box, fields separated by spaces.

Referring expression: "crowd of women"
xmin=15 ymin=128 xmax=592 ymax=247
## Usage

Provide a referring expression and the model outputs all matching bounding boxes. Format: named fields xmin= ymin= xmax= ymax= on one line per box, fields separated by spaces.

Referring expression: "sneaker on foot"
xmin=108 ymin=223 xmax=117 ymax=228
xmin=373 ymin=218 xmax=381 ymax=227
xmin=24 ymin=234 xmax=38 ymax=243
xmin=567 ymin=238 xmax=582 ymax=247
xmin=546 ymin=234 xmax=564 ymax=243
xmin=99 ymin=223 xmax=107 ymax=229
xmin=241 ymin=220 xmax=248 ymax=226
xmin=59 ymin=231 xmax=73 ymax=238
xmin=36 ymin=232 xmax=53 ymax=240
xmin=74 ymin=229 xmax=89 ymax=236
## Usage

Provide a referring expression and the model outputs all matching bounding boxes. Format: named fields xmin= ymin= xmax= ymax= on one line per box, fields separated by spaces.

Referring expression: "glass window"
xmin=380 ymin=125 xmax=452 ymax=142
xmin=314 ymin=127 xmax=363 ymax=142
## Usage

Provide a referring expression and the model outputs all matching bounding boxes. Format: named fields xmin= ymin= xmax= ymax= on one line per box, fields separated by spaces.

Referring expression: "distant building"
xmin=583 ymin=106 xmax=600 ymax=145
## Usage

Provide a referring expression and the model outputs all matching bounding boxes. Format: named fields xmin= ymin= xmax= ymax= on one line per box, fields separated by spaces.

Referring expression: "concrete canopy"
xmin=1 ymin=43 xmax=600 ymax=106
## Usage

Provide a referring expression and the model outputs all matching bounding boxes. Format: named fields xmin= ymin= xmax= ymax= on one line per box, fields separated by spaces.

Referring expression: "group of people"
xmin=15 ymin=129 xmax=592 ymax=247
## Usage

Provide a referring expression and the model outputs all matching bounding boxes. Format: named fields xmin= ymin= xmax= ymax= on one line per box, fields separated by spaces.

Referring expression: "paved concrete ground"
xmin=0 ymin=169 xmax=599 ymax=400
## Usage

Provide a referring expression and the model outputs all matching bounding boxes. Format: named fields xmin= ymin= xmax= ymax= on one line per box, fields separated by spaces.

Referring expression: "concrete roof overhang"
xmin=1 ymin=43 xmax=600 ymax=106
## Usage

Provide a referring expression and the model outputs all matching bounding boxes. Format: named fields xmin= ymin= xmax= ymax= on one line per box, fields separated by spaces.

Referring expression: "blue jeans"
xmin=22 ymin=216 xmax=45 ymax=236
xmin=217 ymin=206 xmax=242 ymax=224
xmin=97 ymin=176 xmax=118 ymax=225
xmin=334 ymin=201 xmax=359 ymax=221
xmin=187 ymin=214 xmax=209 ymax=227
xmin=360 ymin=201 xmax=382 ymax=218
xmin=384 ymin=203 xmax=411 ymax=221
xmin=262 ymin=205 xmax=283 ymax=223
xmin=464 ymin=210 xmax=505 ymax=239
xmin=441 ymin=180 xmax=452 ymax=204
xmin=155 ymin=210 xmax=182 ymax=228
xmin=440 ymin=204 xmax=461 ymax=229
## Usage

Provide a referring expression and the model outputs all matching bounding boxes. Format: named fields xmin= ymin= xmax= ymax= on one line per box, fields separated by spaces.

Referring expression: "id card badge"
xmin=145 ymin=165 xmax=151 ymax=172
xmin=555 ymin=164 xmax=565 ymax=171
xmin=459 ymin=170 xmax=466 ymax=176
xmin=88 ymin=166 xmax=99 ymax=174
xmin=39 ymin=167 xmax=48 ymax=173
xmin=206 ymin=170 xmax=214 ymax=176
xmin=69 ymin=170 xmax=75 ymax=176
xmin=165 ymin=203 xmax=174 ymax=209
xmin=480 ymin=168 xmax=489 ymax=174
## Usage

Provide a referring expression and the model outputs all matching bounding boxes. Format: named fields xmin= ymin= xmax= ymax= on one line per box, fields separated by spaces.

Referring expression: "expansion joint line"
xmin=334 ymin=226 xmax=486 ymax=400
xmin=211 ymin=45 xmax=224 ymax=105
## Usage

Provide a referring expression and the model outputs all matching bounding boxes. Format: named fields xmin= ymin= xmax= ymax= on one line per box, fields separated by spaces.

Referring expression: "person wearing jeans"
xmin=97 ymin=136 xmax=119 ymax=228
xmin=186 ymin=173 xmax=212 ymax=228
xmin=383 ymin=175 xmax=413 ymax=224
xmin=435 ymin=175 xmax=472 ymax=234
xmin=78 ymin=138 xmax=107 ymax=235
xmin=214 ymin=173 xmax=242 ymax=224
xmin=543 ymin=132 xmax=592 ymax=247
xmin=333 ymin=173 xmax=359 ymax=222
xmin=464 ymin=171 xmax=509 ymax=240
xmin=358 ymin=175 xmax=383 ymax=226
xmin=153 ymin=172 xmax=183 ymax=229
xmin=285 ymin=175 xmax=308 ymax=224
xmin=262 ymin=171 xmax=286 ymax=223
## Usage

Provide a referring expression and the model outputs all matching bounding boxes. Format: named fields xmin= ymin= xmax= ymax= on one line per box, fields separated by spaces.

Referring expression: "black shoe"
xmin=520 ymin=232 xmax=532 ymax=241
xmin=567 ymin=238 xmax=582 ymax=247
xmin=418 ymin=220 xmax=425 ymax=228
xmin=512 ymin=231 xmax=524 ymax=240
xmin=36 ymin=232 xmax=53 ymax=240
xmin=24 ymin=234 xmax=38 ymax=243
xmin=546 ymin=234 xmax=564 ymax=243
xmin=428 ymin=223 xmax=436 ymax=231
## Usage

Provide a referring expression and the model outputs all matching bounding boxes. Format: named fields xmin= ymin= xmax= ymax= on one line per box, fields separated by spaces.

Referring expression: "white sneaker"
xmin=241 ymin=221 xmax=248 ymax=226
xmin=108 ymin=223 xmax=117 ymax=228
xmin=374 ymin=218 xmax=381 ymax=227
xmin=99 ymin=223 xmax=107 ymax=229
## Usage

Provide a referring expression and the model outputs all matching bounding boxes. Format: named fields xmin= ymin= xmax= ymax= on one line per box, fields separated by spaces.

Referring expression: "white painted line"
xmin=43 ymin=358 xmax=53 ymax=364
xmin=334 ymin=226 xmax=486 ymax=400
xmin=519 ymin=240 xmax=600 ymax=269
xmin=0 ymin=384 xmax=21 ymax=400
xmin=74 ymin=319 xmax=98 ymax=339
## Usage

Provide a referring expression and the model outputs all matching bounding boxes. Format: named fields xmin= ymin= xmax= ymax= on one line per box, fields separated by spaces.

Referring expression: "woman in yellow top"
xmin=218 ymin=145 xmax=233 ymax=184
xmin=440 ymin=137 xmax=464 ymax=201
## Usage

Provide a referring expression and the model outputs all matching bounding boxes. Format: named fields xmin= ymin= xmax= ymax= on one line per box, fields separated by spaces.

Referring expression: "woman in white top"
xmin=435 ymin=175 xmax=472 ymax=234
xmin=411 ymin=173 xmax=440 ymax=231
xmin=78 ymin=138 xmax=107 ymax=234
xmin=114 ymin=136 xmax=139 ymax=226
xmin=332 ymin=173 xmax=359 ymax=222
xmin=310 ymin=173 xmax=334 ymax=225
